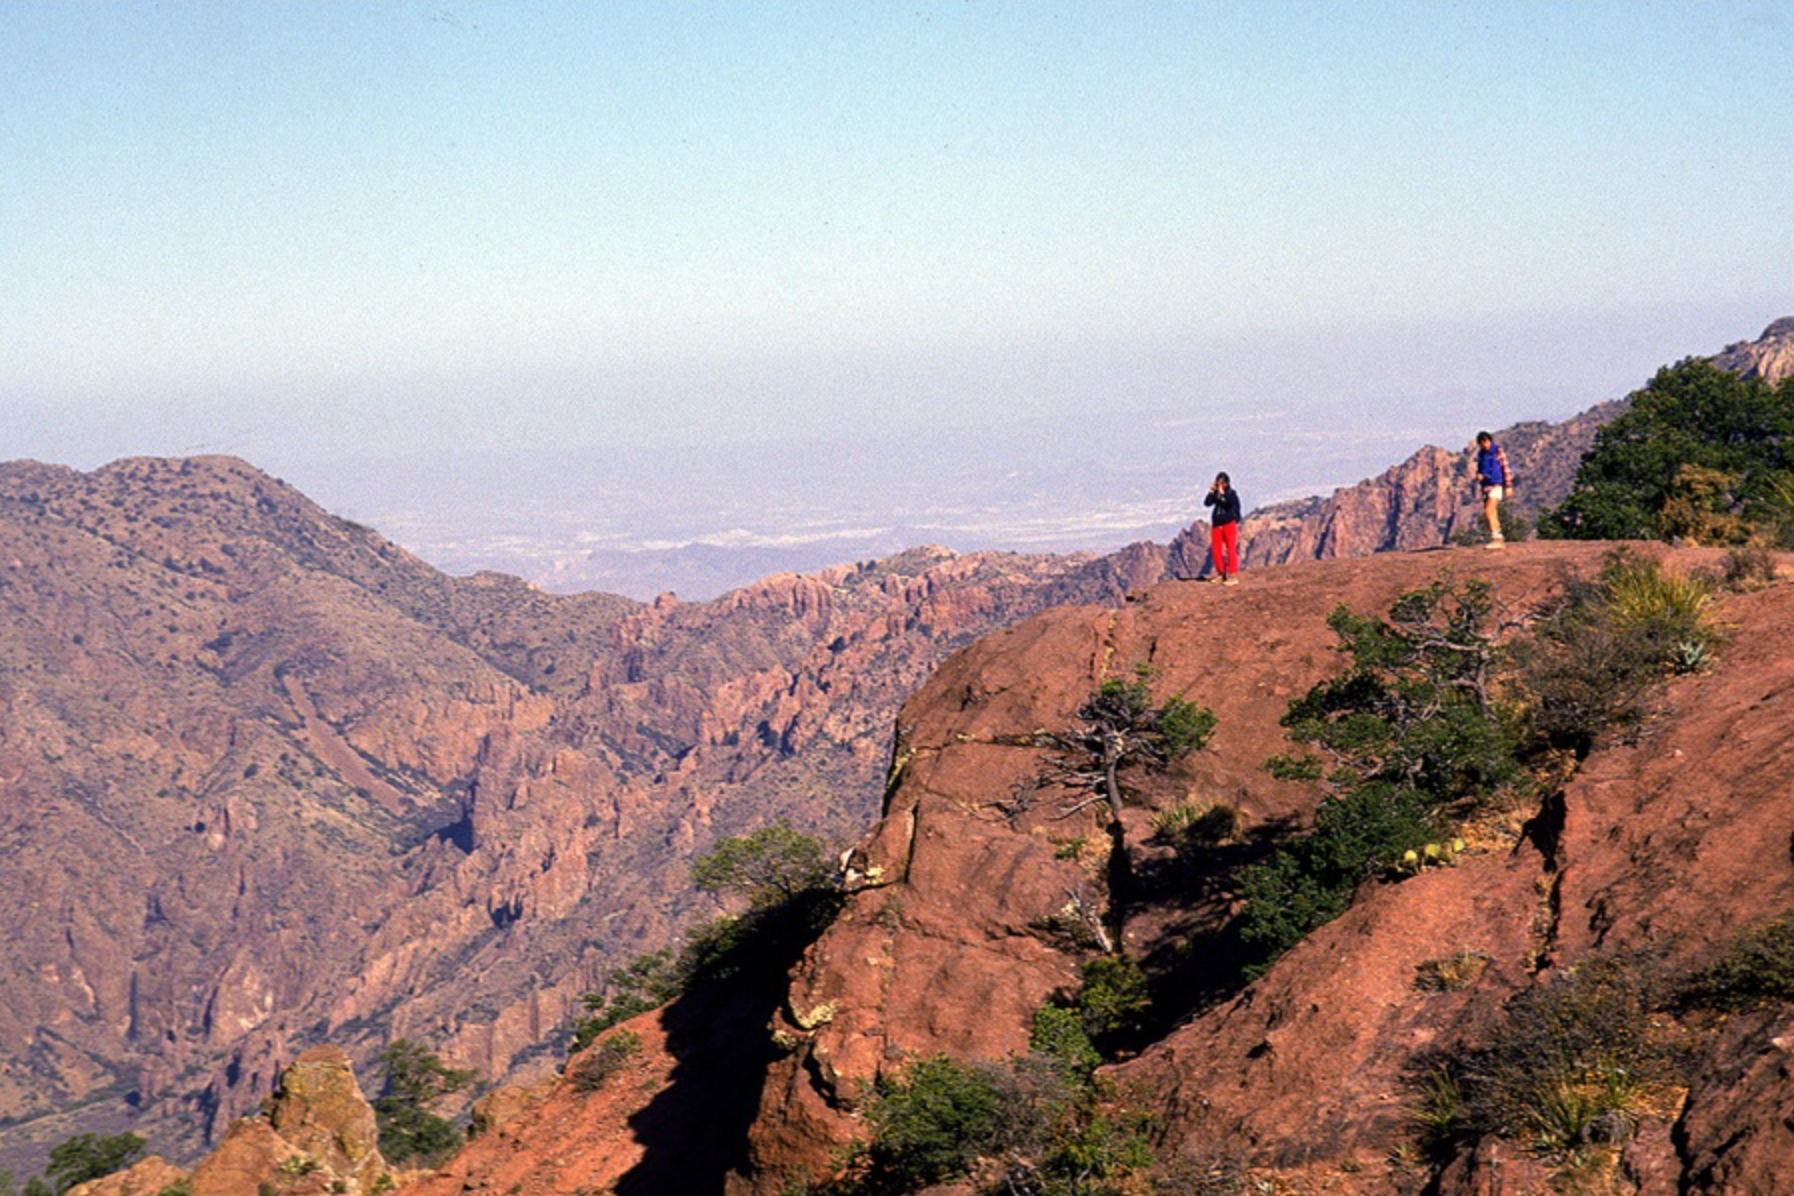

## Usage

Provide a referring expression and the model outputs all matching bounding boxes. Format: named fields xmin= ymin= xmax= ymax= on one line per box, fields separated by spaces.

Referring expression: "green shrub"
xmin=1601 ymin=551 xmax=1714 ymax=637
xmin=1263 ymin=753 xmax=1323 ymax=781
xmin=1033 ymin=1101 xmax=1156 ymax=1195
xmin=1653 ymin=464 xmax=1749 ymax=544
xmin=1149 ymin=800 xmax=1239 ymax=855
xmin=1073 ymin=955 xmax=1152 ymax=1052
xmin=1237 ymin=783 xmax=1438 ymax=967
xmin=1689 ymin=911 xmax=1794 ymax=1009
xmin=1279 ymin=579 xmax=1518 ymax=805
xmin=1517 ymin=551 xmax=1721 ymax=755
xmin=1543 ymin=359 xmax=1794 ymax=542
xmin=852 ymin=1044 xmax=1156 ymax=1196
xmin=1450 ymin=955 xmax=1682 ymax=1152
xmin=374 ymin=1039 xmax=479 ymax=1167
xmin=44 ymin=1134 xmax=145 ymax=1196
xmin=566 ymin=1028 xmax=643 ymax=1092
xmin=1238 ymin=577 xmax=1520 ymax=976
xmin=859 ymin=1055 xmax=1013 ymax=1191
xmin=1030 ymin=1005 xmax=1101 ymax=1083
xmin=571 ymin=949 xmax=681 ymax=1050
xmin=691 ymin=825 xmax=835 ymax=909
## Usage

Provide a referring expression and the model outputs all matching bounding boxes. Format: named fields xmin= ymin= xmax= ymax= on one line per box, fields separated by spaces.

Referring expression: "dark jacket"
xmin=1204 ymin=486 xmax=1242 ymax=526
xmin=1476 ymin=443 xmax=1513 ymax=488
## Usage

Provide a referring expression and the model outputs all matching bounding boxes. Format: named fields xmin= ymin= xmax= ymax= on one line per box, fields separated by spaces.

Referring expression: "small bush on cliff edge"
xmin=1515 ymin=550 xmax=1721 ymax=757
xmin=374 ymin=1039 xmax=479 ymax=1166
xmin=1686 ymin=908 xmax=1794 ymax=1010
xmin=572 ymin=949 xmax=681 ymax=1050
xmin=1420 ymin=955 xmax=1685 ymax=1157
xmin=571 ymin=826 xmax=841 ymax=1050
xmin=32 ymin=1134 xmax=145 ymax=1196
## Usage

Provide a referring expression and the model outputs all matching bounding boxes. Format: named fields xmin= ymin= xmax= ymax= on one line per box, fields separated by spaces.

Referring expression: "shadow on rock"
xmin=614 ymin=891 xmax=843 ymax=1196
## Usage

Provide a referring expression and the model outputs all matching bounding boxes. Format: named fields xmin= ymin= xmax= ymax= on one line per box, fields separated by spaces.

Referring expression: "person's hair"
xmin=1215 ymin=471 xmax=1231 ymax=486
xmin=1476 ymin=431 xmax=1493 ymax=446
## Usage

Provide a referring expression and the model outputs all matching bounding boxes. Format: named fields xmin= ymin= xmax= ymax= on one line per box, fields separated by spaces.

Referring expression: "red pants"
xmin=1210 ymin=521 xmax=1239 ymax=578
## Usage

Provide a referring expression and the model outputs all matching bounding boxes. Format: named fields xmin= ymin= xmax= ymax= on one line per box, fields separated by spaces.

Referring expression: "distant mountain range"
xmin=0 ymin=318 xmax=1788 ymax=1174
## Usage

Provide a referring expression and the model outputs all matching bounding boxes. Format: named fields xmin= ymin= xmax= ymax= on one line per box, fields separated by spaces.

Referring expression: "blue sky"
xmin=4 ymin=2 xmax=1792 ymax=591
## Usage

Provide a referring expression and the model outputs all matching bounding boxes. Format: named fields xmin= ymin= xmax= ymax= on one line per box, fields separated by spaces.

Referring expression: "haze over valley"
xmin=6 ymin=4 xmax=1794 ymax=1194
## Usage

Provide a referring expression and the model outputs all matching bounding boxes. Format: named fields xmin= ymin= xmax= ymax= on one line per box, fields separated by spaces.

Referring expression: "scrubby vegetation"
xmin=374 ymin=1038 xmax=480 ymax=1166
xmin=1236 ymin=577 xmax=1520 ymax=970
xmin=843 ymin=1002 xmax=1157 ymax=1195
xmin=572 ymin=825 xmax=841 ymax=1051
xmin=1687 ymin=908 xmax=1794 ymax=1010
xmin=1236 ymin=555 xmax=1737 ymax=977
xmin=1543 ymin=358 xmax=1794 ymax=545
xmin=5 ymin=1133 xmax=149 ymax=1196
xmin=565 ymin=1028 xmax=643 ymax=1093
xmin=1415 ymin=954 xmax=1688 ymax=1172
xmin=572 ymin=948 xmax=683 ymax=1050
xmin=1515 ymin=550 xmax=1722 ymax=756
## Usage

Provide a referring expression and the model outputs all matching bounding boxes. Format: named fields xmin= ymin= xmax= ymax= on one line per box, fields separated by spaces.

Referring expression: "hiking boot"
xmin=1484 ymin=536 xmax=1505 ymax=550
xmin=1223 ymin=575 xmax=1239 ymax=586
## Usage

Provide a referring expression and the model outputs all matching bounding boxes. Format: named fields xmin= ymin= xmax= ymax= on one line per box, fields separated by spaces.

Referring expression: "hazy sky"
xmin=4 ymin=1 xmax=1792 ymax=579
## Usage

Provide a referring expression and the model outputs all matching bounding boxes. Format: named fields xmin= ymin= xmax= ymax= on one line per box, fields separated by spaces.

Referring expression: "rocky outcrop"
xmin=152 ymin=1046 xmax=393 ymax=1196
xmin=66 ymin=1157 xmax=188 ymax=1196
xmin=263 ymin=1048 xmax=386 ymax=1192
xmin=709 ymin=542 xmax=1794 ymax=1194
xmin=727 ymin=542 xmax=1621 ymax=1191
xmin=1710 ymin=316 xmax=1794 ymax=384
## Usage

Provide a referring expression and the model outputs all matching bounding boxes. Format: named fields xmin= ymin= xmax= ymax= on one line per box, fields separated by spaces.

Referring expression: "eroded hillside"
xmin=0 ymin=457 xmax=1147 ymax=1168
xmin=389 ymin=542 xmax=1794 ymax=1196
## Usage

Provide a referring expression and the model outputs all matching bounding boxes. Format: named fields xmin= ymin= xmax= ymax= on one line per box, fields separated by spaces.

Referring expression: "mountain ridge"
xmin=3 ymin=318 xmax=1790 ymax=1179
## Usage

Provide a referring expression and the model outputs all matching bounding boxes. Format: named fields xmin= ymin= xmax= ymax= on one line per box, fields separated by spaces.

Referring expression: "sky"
xmin=4 ymin=2 xmax=1792 ymax=596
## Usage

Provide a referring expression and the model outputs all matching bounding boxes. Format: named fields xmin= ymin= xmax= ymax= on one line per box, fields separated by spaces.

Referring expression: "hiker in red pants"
xmin=1204 ymin=472 xmax=1242 ymax=585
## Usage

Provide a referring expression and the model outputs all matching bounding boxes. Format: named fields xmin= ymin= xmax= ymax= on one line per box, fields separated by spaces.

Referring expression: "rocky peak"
xmin=263 ymin=1047 xmax=386 ymax=1191
xmin=96 ymin=1046 xmax=394 ymax=1196
xmin=1709 ymin=316 xmax=1794 ymax=384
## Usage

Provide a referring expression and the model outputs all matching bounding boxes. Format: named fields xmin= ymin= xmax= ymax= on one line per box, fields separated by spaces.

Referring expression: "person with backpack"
xmin=1474 ymin=431 xmax=1514 ymax=549
xmin=1204 ymin=471 xmax=1242 ymax=584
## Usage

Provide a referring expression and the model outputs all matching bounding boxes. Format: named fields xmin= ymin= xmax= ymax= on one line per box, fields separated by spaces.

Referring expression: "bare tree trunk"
xmin=1102 ymin=733 xmax=1124 ymax=823
xmin=1101 ymin=732 xmax=1130 ymax=949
